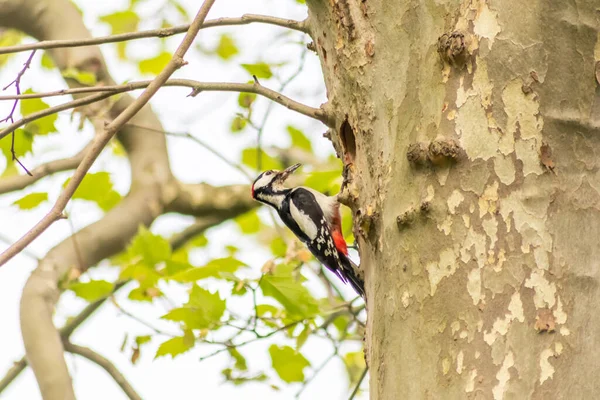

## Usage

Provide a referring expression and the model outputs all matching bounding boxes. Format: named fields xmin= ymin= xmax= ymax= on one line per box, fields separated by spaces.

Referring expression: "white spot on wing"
xmin=290 ymin=200 xmax=318 ymax=240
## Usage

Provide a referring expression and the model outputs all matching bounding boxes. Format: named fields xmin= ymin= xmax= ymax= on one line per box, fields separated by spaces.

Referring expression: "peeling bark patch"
xmin=473 ymin=3 xmax=501 ymax=48
xmin=525 ymin=270 xmax=556 ymax=309
xmin=493 ymin=154 xmax=516 ymax=185
xmin=456 ymin=350 xmax=464 ymax=374
xmin=492 ymin=351 xmax=514 ymax=400
xmin=467 ymin=267 xmax=482 ymax=305
xmin=426 ymin=248 xmax=458 ymax=295
xmin=553 ymin=297 xmax=567 ymax=325
xmin=465 ymin=368 xmax=477 ymax=392
xmin=447 ymin=190 xmax=464 ymax=214
xmin=483 ymin=292 xmax=524 ymax=345
xmin=502 ymin=80 xmax=544 ymax=176
xmin=539 ymin=348 xmax=555 ymax=384
xmin=456 ymin=96 xmax=499 ymax=161
xmin=535 ymin=308 xmax=556 ymax=332
xmin=540 ymin=142 xmax=555 ymax=172
xmin=401 ymin=290 xmax=410 ymax=308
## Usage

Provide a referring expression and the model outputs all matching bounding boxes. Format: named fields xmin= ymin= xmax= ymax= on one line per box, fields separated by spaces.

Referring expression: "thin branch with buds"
xmin=1 ymin=49 xmax=37 ymax=175
xmin=0 ymin=79 xmax=332 ymax=143
xmin=0 ymin=14 xmax=309 ymax=56
xmin=63 ymin=342 xmax=142 ymax=400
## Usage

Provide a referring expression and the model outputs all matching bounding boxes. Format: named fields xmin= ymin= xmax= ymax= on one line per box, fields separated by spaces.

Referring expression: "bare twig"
xmin=1 ymin=50 xmax=37 ymax=176
xmin=295 ymin=351 xmax=338 ymax=398
xmin=256 ymin=48 xmax=308 ymax=170
xmin=0 ymin=0 xmax=218 ymax=267
xmin=198 ymin=319 xmax=303 ymax=362
xmin=123 ymin=122 xmax=253 ymax=181
xmin=63 ymin=342 xmax=142 ymax=400
xmin=110 ymin=296 xmax=177 ymax=337
xmin=348 ymin=367 xmax=368 ymax=400
xmin=0 ymin=14 xmax=308 ymax=56
xmin=0 ymin=79 xmax=332 ymax=131
xmin=0 ymin=358 xmax=26 ymax=393
xmin=0 ymin=143 xmax=89 ymax=195
xmin=0 ymin=91 xmax=115 ymax=141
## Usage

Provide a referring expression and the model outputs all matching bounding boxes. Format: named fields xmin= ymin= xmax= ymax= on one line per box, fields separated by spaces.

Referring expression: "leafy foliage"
xmin=260 ymin=263 xmax=319 ymax=318
xmin=269 ymin=345 xmax=310 ymax=383
xmin=64 ymin=172 xmax=121 ymax=211
xmin=12 ymin=192 xmax=48 ymax=210
xmin=20 ymin=90 xmax=58 ymax=135
xmin=241 ymin=62 xmax=273 ymax=79
xmin=69 ymin=280 xmax=115 ymax=302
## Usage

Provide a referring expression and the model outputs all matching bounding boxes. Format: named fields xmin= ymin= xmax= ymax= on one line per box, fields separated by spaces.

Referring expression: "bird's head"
xmin=251 ymin=163 xmax=301 ymax=206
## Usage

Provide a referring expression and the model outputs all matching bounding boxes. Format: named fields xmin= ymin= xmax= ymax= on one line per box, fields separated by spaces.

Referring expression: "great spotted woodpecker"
xmin=251 ymin=163 xmax=365 ymax=297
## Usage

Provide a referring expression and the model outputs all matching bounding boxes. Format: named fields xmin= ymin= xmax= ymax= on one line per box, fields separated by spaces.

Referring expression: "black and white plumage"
xmin=251 ymin=164 xmax=365 ymax=297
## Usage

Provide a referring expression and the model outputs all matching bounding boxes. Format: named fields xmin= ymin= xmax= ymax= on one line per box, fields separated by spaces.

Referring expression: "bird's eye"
xmin=265 ymin=171 xmax=273 ymax=175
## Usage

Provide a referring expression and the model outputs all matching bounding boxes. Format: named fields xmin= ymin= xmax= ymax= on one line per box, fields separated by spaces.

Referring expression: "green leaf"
xmin=230 ymin=116 xmax=247 ymax=133
xmin=40 ymin=53 xmax=55 ymax=69
xmin=0 ymin=30 xmax=24 ymax=66
xmin=343 ymin=351 xmax=367 ymax=385
xmin=287 ymin=126 xmax=312 ymax=152
xmin=100 ymin=10 xmax=140 ymax=59
xmin=128 ymin=226 xmax=172 ymax=267
xmin=228 ymin=347 xmax=248 ymax=371
xmin=69 ymin=280 xmax=114 ymax=302
xmin=170 ymin=257 xmax=246 ymax=283
xmin=296 ymin=324 xmax=311 ymax=349
xmin=120 ymin=262 xmax=161 ymax=284
xmin=235 ymin=210 xmax=261 ymax=234
xmin=20 ymin=90 xmax=58 ymax=135
xmin=270 ymin=237 xmax=287 ymax=258
xmin=241 ymin=62 xmax=273 ymax=79
xmin=155 ymin=330 xmax=195 ymax=359
xmin=259 ymin=264 xmax=319 ymax=318
xmin=139 ymin=52 xmax=172 ymax=75
xmin=0 ymin=129 xmax=32 ymax=162
xmin=215 ymin=34 xmax=239 ymax=60
xmin=12 ymin=192 xmax=48 ymax=210
xmin=135 ymin=335 xmax=152 ymax=346
xmin=62 ymin=67 xmax=97 ymax=86
xmin=100 ymin=10 xmax=140 ymax=34
xmin=241 ymin=148 xmax=282 ymax=171
xmin=161 ymin=285 xmax=226 ymax=329
xmin=128 ymin=286 xmax=163 ymax=302
xmin=164 ymin=260 xmax=193 ymax=276
xmin=64 ymin=172 xmax=121 ymax=211
xmin=304 ymin=170 xmax=342 ymax=194
xmin=237 ymin=92 xmax=256 ymax=109
xmin=269 ymin=345 xmax=310 ymax=383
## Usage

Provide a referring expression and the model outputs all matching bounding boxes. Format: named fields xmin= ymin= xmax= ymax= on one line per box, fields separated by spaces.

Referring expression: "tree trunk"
xmin=306 ymin=0 xmax=600 ymax=398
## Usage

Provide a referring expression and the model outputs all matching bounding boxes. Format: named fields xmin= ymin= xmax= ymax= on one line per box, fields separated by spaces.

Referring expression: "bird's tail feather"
xmin=343 ymin=257 xmax=365 ymax=299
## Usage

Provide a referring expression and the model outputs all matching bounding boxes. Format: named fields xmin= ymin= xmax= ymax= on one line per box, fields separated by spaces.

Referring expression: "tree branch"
xmin=166 ymin=182 xmax=255 ymax=218
xmin=63 ymin=342 xmax=142 ymax=400
xmin=0 ymin=79 xmax=332 ymax=134
xmin=0 ymin=143 xmax=89 ymax=195
xmin=0 ymin=91 xmax=115 ymax=141
xmin=0 ymin=14 xmax=308 ymax=56
xmin=0 ymin=0 xmax=217 ymax=267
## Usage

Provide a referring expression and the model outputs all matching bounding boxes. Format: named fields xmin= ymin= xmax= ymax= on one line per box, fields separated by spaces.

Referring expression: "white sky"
xmin=0 ymin=0 xmax=367 ymax=399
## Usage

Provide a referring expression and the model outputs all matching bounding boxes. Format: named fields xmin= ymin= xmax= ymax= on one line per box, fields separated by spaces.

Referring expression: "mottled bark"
xmin=306 ymin=0 xmax=600 ymax=398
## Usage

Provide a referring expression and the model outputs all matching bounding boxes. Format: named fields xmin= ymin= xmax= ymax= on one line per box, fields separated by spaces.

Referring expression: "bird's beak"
xmin=277 ymin=163 xmax=301 ymax=182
